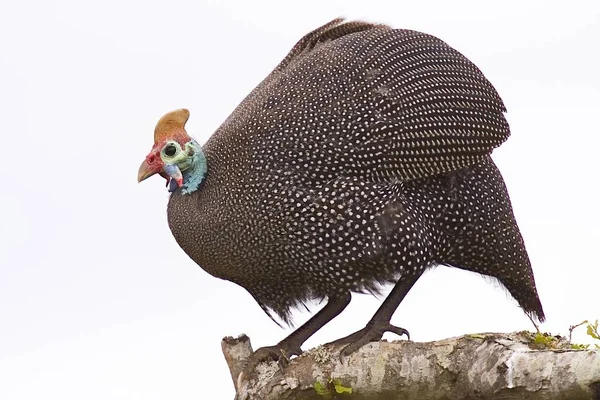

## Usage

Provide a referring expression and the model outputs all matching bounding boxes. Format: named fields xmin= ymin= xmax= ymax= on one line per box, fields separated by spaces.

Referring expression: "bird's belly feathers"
xmin=166 ymin=157 xmax=528 ymax=323
xmin=167 ymin=190 xmax=252 ymax=282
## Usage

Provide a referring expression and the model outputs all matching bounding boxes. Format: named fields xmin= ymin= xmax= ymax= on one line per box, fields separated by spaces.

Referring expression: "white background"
xmin=1 ymin=1 xmax=599 ymax=399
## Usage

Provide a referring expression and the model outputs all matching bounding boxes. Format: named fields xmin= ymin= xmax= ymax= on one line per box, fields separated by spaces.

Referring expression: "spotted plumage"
xmin=139 ymin=18 xmax=544 ymax=366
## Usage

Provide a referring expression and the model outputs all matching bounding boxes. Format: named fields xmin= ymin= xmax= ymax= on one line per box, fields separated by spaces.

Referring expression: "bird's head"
xmin=137 ymin=109 xmax=206 ymax=194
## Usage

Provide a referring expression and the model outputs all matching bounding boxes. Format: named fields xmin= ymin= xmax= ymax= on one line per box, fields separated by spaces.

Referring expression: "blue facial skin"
xmin=167 ymin=140 xmax=207 ymax=195
xmin=163 ymin=164 xmax=182 ymax=181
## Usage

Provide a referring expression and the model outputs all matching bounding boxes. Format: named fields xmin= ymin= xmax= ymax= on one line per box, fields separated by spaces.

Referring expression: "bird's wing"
xmin=239 ymin=19 xmax=509 ymax=184
xmin=339 ymin=24 xmax=509 ymax=182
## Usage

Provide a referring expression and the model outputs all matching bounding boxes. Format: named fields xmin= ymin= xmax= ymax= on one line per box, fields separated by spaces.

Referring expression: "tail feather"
xmin=411 ymin=156 xmax=545 ymax=322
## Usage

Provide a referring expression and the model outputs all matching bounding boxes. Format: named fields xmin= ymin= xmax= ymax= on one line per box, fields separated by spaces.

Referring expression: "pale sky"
xmin=1 ymin=1 xmax=599 ymax=399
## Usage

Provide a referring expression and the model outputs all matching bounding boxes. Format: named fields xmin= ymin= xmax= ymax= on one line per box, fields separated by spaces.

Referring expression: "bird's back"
xmin=204 ymin=20 xmax=509 ymax=186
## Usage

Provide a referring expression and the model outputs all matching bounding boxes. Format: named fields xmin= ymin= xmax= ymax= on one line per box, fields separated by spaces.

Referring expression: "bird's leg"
xmin=328 ymin=272 xmax=421 ymax=359
xmin=242 ymin=292 xmax=351 ymax=377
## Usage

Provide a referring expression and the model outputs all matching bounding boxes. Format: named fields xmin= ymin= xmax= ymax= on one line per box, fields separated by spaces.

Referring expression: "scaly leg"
xmin=329 ymin=272 xmax=421 ymax=359
xmin=243 ymin=292 xmax=351 ymax=376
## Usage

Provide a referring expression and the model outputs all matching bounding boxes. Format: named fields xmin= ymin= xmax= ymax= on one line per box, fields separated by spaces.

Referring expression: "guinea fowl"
xmin=138 ymin=18 xmax=544 ymax=373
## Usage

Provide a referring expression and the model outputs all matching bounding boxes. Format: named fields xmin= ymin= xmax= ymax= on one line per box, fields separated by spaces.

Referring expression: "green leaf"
xmin=587 ymin=324 xmax=600 ymax=340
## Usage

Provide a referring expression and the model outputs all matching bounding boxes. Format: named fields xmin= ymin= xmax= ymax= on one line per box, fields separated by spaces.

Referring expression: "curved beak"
xmin=137 ymin=159 xmax=161 ymax=183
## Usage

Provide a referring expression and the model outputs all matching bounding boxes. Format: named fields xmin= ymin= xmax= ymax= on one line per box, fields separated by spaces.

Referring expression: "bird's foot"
xmin=327 ymin=321 xmax=410 ymax=360
xmin=241 ymin=340 xmax=303 ymax=380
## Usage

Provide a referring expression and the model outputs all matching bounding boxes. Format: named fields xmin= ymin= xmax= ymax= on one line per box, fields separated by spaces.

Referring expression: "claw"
xmin=240 ymin=342 xmax=303 ymax=381
xmin=327 ymin=321 xmax=410 ymax=361
xmin=387 ymin=325 xmax=410 ymax=340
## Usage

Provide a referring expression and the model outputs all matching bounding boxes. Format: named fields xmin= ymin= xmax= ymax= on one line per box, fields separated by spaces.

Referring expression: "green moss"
xmin=314 ymin=378 xmax=353 ymax=398
xmin=531 ymin=332 xmax=562 ymax=350
xmin=468 ymin=333 xmax=486 ymax=339
xmin=570 ymin=343 xmax=590 ymax=350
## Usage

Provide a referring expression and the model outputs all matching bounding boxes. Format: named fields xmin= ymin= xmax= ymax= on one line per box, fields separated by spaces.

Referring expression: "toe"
xmin=241 ymin=342 xmax=305 ymax=378
xmin=325 ymin=327 xmax=368 ymax=348
xmin=386 ymin=324 xmax=410 ymax=340
xmin=339 ymin=328 xmax=382 ymax=360
xmin=241 ymin=347 xmax=281 ymax=378
xmin=335 ymin=322 xmax=411 ymax=360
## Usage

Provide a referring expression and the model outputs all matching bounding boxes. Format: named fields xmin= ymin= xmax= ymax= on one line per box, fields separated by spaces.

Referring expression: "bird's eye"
xmin=164 ymin=144 xmax=177 ymax=157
